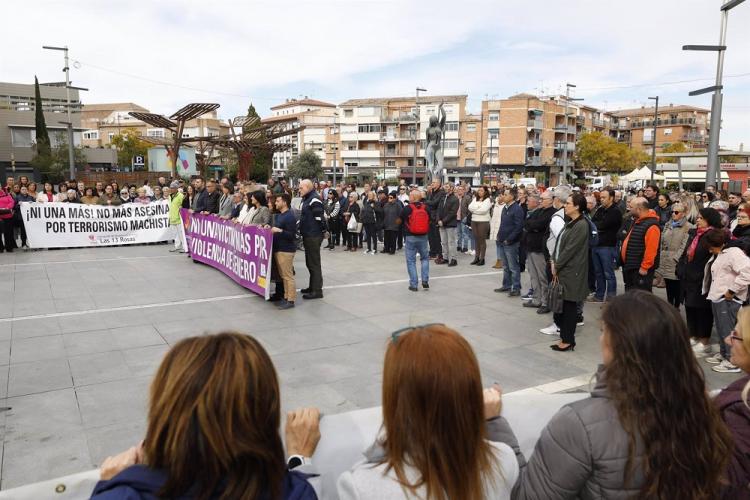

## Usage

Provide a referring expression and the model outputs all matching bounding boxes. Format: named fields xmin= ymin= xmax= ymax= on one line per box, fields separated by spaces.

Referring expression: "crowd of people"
xmin=90 ymin=291 xmax=750 ymax=499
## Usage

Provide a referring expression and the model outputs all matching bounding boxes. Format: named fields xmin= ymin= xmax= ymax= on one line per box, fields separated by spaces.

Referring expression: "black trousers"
xmin=428 ymin=222 xmax=442 ymax=257
xmin=686 ymin=305 xmax=713 ymax=340
xmin=397 ymin=226 xmax=403 ymax=250
xmin=0 ymin=219 xmax=14 ymax=251
xmin=664 ymin=279 xmax=682 ymax=309
xmin=553 ymin=299 xmax=578 ymax=345
xmin=623 ymin=268 xmax=654 ymax=292
xmin=302 ymin=236 xmax=323 ymax=293
xmin=384 ymin=230 xmax=397 ymax=253
xmin=328 ymin=219 xmax=340 ymax=247
xmin=364 ymin=223 xmax=377 ymax=251
xmin=345 ymin=230 xmax=359 ymax=249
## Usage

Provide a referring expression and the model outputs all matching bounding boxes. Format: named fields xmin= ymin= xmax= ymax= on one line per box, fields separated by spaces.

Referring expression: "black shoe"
xmin=470 ymin=259 xmax=479 ymax=265
xmin=476 ymin=259 xmax=485 ymax=266
xmin=277 ymin=300 xmax=295 ymax=310
xmin=422 ymin=282 xmax=430 ymax=289
xmin=462 ymin=247 xmax=468 ymax=253
xmin=408 ymin=286 xmax=418 ymax=292
xmin=300 ymin=288 xmax=312 ymax=294
xmin=302 ymin=292 xmax=324 ymax=300
xmin=523 ymin=301 xmax=540 ymax=308
xmin=494 ymin=287 xmax=511 ymax=293
xmin=435 ymin=258 xmax=447 ymax=265
xmin=536 ymin=306 xmax=551 ymax=314
xmin=550 ymin=343 xmax=575 ymax=352
xmin=448 ymin=259 xmax=457 ymax=267
xmin=268 ymin=294 xmax=284 ymax=302
xmin=508 ymin=290 xmax=521 ymax=297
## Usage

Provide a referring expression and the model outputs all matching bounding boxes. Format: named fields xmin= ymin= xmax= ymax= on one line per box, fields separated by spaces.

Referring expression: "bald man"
xmin=299 ymin=179 xmax=327 ymax=299
xmin=620 ymin=197 xmax=661 ymax=292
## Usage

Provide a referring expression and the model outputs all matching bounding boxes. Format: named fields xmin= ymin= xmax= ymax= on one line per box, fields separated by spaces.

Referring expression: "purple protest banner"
xmin=180 ymin=209 xmax=273 ymax=299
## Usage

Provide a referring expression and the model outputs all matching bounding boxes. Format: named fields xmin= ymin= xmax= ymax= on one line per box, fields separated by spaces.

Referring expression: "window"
xmin=358 ymin=124 xmax=381 ymax=133
xmin=488 ymin=112 xmax=499 ymax=121
xmin=83 ymin=130 xmax=99 ymax=140
xmin=425 ymin=106 xmax=436 ymax=116
xmin=465 ymin=159 xmax=476 ymax=167
xmin=466 ymin=123 xmax=477 ymax=133
xmin=147 ymin=129 xmax=165 ymax=138
xmin=11 ymin=129 xmax=34 ymax=147
xmin=108 ymin=132 xmax=115 ymax=141
xmin=386 ymin=160 xmax=396 ymax=167
xmin=465 ymin=141 xmax=476 ymax=152
xmin=344 ymin=109 xmax=353 ymax=118
xmin=488 ymin=129 xmax=499 ymax=140
xmin=445 ymin=121 xmax=459 ymax=132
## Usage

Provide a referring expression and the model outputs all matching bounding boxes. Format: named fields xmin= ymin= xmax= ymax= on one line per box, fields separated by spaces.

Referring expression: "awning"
xmin=661 ymin=171 xmax=730 ymax=182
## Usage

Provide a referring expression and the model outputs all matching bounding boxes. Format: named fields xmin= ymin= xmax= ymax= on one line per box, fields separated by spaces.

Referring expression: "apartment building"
xmin=81 ymin=103 xmax=230 ymax=148
xmin=261 ymin=98 xmax=338 ymax=178
xmin=609 ymin=104 xmax=709 ymax=153
xmin=336 ymin=95 xmax=469 ymax=182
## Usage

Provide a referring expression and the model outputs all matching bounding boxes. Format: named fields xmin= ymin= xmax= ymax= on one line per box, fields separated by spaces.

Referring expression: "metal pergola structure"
xmin=129 ymin=103 xmax=220 ymax=178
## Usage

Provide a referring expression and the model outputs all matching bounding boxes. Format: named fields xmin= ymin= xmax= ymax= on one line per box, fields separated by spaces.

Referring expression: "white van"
xmin=586 ymin=175 xmax=611 ymax=191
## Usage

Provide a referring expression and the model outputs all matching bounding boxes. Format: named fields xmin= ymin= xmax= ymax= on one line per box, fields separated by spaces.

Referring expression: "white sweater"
xmin=469 ymin=198 xmax=493 ymax=222
xmin=337 ymin=441 xmax=518 ymax=500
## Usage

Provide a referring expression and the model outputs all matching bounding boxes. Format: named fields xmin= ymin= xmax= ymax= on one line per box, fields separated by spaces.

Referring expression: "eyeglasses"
xmin=390 ymin=323 xmax=444 ymax=344
xmin=672 ymin=210 xmax=682 ymax=214
xmin=702 ymin=195 xmax=708 ymax=199
xmin=730 ymin=330 xmax=744 ymax=343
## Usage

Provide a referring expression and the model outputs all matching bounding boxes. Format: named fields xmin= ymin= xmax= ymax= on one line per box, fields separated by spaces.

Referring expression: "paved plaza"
xmin=0 ymin=244 xmax=740 ymax=489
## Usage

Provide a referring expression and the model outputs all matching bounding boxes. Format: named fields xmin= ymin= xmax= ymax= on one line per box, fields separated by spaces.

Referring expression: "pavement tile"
xmin=7 ymin=358 xmax=73 ymax=397
xmin=10 ymin=335 xmax=66 ymax=364
xmin=69 ymin=351 xmax=133 ymax=386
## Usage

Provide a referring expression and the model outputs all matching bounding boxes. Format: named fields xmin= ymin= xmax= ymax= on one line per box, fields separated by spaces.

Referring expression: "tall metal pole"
xmin=706 ymin=6 xmax=729 ymax=190
xmin=562 ymin=86 xmax=570 ymax=185
xmin=413 ymin=89 xmax=419 ymax=185
xmin=649 ymin=96 xmax=659 ymax=183
xmin=63 ymin=47 xmax=75 ymax=180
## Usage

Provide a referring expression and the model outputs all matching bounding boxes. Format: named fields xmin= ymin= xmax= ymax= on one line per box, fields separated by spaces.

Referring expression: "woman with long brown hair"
xmin=338 ymin=324 xmax=518 ymax=499
xmin=91 ymin=332 xmax=321 ymax=499
xmin=495 ymin=291 xmax=732 ymax=499
xmin=468 ymin=185 xmax=492 ymax=266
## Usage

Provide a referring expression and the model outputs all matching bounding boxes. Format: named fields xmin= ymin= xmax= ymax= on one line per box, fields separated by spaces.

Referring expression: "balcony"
xmin=576 ymin=116 xmax=585 ymax=124
xmin=526 ymin=139 xmax=541 ymax=149
xmin=682 ymin=133 xmax=708 ymax=144
xmin=340 ymin=149 xmax=381 ymax=159
xmin=527 ymin=156 xmax=542 ymax=167
xmin=554 ymin=141 xmax=575 ymax=151
xmin=593 ymin=119 xmax=605 ymax=128
xmin=527 ymin=118 xmax=543 ymax=129
xmin=617 ymin=136 xmax=629 ymax=143
xmin=554 ymin=125 xmax=576 ymax=134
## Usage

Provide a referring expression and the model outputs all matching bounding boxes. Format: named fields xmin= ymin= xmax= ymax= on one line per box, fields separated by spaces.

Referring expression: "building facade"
xmin=609 ymin=104 xmax=709 ymax=153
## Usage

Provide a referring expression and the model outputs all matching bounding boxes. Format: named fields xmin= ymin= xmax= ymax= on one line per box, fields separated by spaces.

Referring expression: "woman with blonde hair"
xmin=338 ymin=324 xmax=518 ymax=499
xmin=715 ymin=306 xmax=750 ymax=498
xmin=91 ymin=332 xmax=321 ymax=499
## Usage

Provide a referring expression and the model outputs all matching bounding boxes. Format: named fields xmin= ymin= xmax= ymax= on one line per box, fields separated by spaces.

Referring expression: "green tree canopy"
xmin=575 ymin=131 xmax=647 ymax=172
xmin=110 ymin=129 xmax=150 ymax=170
xmin=30 ymin=132 xmax=87 ymax=183
xmin=657 ymin=142 xmax=687 ymax=163
xmin=287 ymin=149 xmax=323 ymax=180
xmin=244 ymin=102 xmax=272 ymax=180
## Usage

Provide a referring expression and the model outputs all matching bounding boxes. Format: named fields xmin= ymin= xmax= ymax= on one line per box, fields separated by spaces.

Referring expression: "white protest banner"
xmin=20 ymin=201 xmax=172 ymax=248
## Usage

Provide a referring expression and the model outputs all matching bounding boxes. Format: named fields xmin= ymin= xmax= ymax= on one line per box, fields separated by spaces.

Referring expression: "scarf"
xmin=670 ymin=218 xmax=686 ymax=229
xmin=687 ymin=227 xmax=709 ymax=262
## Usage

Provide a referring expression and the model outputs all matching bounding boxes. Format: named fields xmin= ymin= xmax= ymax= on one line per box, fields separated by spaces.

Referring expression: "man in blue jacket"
xmin=271 ymin=193 xmax=298 ymax=309
xmin=495 ymin=188 xmax=525 ymax=296
xmin=298 ymin=179 xmax=327 ymax=300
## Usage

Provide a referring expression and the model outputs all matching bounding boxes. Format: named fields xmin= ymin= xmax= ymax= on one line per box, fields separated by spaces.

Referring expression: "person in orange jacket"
xmin=620 ymin=197 xmax=661 ymax=292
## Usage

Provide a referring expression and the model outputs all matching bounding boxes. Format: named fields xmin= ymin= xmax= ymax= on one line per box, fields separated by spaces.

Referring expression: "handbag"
xmin=548 ymin=277 xmax=564 ymax=314
xmin=347 ymin=213 xmax=358 ymax=232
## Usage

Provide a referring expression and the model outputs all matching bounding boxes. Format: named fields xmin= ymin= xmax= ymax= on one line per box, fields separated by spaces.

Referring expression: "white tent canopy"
xmin=621 ymin=168 xmax=643 ymax=181
xmin=622 ymin=166 xmax=663 ymax=181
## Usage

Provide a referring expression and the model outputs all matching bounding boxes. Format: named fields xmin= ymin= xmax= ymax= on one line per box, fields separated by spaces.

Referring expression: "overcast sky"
xmin=2 ymin=0 xmax=749 ymax=148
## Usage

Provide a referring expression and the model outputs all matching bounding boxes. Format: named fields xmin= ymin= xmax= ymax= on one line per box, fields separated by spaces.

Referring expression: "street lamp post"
xmin=648 ymin=96 xmax=659 ymax=184
xmin=683 ymin=0 xmax=746 ymax=190
xmin=413 ymin=87 xmax=426 ymax=185
xmin=561 ymin=83 xmax=584 ymax=185
xmin=42 ymin=45 xmax=81 ymax=180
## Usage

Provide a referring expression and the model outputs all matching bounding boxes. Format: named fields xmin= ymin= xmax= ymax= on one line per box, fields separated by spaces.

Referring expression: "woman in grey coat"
xmin=657 ymin=202 xmax=693 ymax=309
xmin=492 ymin=291 xmax=732 ymax=499
xmin=549 ymin=192 xmax=589 ymax=352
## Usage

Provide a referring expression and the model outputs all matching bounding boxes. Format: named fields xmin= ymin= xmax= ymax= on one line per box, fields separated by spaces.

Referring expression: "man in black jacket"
xmin=424 ymin=179 xmax=445 ymax=260
xmin=437 ymin=182 xmax=459 ymax=266
xmin=190 ymin=177 xmax=208 ymax=213
xmin=299 ymin=179 xmax=327 ymax=299
xmin=590 ymin=187 xmax=623 ymax=301
xmin=523 ymin=192 xmax=556 ymax=313
xmin=203 ymin=180 xmax=221 ymax=215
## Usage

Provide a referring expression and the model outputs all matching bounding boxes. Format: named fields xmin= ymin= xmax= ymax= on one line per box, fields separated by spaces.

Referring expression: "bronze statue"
xmin=424 ymin=102 xmax=446 ymax=185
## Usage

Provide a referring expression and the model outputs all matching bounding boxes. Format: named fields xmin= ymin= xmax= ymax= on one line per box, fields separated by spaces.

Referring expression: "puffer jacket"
xmin=492 ymin=366 xmax=646 ymax=499
xmin=168 ymin=192 xmax=184 ymax=225
xmin=657 ymin=220 xmax=694 ymax=280
xmin=382 ymin=200 xmax=402 ymax=231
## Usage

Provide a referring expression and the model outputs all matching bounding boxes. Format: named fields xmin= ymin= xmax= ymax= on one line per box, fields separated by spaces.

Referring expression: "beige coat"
xmin=657 ymin=220 xmax=694 ymax=280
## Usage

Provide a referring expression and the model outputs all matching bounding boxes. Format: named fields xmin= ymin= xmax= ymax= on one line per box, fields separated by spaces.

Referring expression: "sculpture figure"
xmin=424 ymin=102 xmax=446 ymax=185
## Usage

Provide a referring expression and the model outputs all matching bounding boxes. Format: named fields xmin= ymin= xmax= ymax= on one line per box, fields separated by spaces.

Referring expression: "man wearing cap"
xmin=166 ymin=182 xmax=187 ymax=253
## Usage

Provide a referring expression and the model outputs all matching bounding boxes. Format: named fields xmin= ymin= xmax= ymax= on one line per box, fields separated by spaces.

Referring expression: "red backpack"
xmin=408 ymin=203 xmax=430 ymax=235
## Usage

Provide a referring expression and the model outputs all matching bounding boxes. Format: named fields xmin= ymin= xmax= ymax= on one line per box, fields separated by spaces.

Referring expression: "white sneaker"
xmin=363 ymin=250 xmax=371 ymax=254
xmin=539 ymin=323 xmax=560 ymax=335
xmin=692 ymin=342 xmax=712 ymax=357
xmin=469 ymin=250 xmax=476 ymax=256
xmin=705 ymin=353 xmax=724 ymax=365
xmin=712 ymin=360 xmax=741 ymax=373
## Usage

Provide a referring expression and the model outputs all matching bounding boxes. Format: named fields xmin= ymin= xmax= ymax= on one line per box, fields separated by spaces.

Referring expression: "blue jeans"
xmin=497 ymin=241 xmax=521 ymax=291
xmin=405 ymin=235 xmax=430 ymax=287
xmin=592 ymin=246 xmax=618 ymax=299
xmin=457 ymin=221 xmax=474 ymax=250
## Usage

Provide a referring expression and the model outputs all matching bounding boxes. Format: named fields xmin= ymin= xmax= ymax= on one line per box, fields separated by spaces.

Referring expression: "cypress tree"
xmin=34 ymin=76 xmax=51 ymax=157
